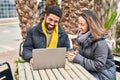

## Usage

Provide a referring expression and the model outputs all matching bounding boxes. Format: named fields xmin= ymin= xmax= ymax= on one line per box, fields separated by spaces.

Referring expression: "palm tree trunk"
xmin=15 ymin=0 xmax=59 ymax=40
xmin=15 ymin=0 xmax=39 ymax=40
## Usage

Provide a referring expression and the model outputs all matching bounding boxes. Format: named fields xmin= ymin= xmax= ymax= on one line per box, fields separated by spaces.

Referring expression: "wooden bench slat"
xmin=18 ymin=61 xmax=97 ymax=80
xmin=74 ymin=64 xmax=96 ymax=80
xmin=32 ymin=70 xmax=41 ymax=80
xmin=52 ymin=68 xmax=65 ymax=80
xmin=18 ymin=63 xmax=26 ymax=80
xmin=66 ymin=61 xmax=89 ymax=80
xmin=65 ymin=65 xmax=80 ymax=80
xmin=46 ymin=69 xmax=57 ymax=80
xmin=116 ymin=72 xmax=120 ymax=80
xmin=114 ymin=56 xmax=120 ymax=61
xmin=24 ymin=63 xmax=34 ymax=80
xmin=39 ymin=70 xmax=49 ymax=80
xmin=68 ymin=34 xmax=77 ymax=39
xmin=58 ymin=68 xmax=73 ymax=80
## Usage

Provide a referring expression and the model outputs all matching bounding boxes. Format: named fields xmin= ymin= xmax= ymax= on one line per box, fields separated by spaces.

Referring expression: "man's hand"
xmin=29 ymin=58 xmax=33 ymax=66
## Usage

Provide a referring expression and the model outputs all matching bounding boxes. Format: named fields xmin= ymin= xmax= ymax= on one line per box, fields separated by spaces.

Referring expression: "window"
xmin=0 ymin=0 xmax=18 ymax=18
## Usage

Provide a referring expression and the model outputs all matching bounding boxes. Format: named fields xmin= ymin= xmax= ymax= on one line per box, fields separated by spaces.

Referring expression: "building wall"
xmin=0 ymin=0 xmax=62 ymax=19
xmin=0 ymin=0 xmax=18 ymax=18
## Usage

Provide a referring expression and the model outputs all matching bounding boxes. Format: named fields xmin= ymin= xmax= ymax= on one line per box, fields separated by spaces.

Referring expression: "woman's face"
xmin=78 ymin=16 xmax=89 ymax=34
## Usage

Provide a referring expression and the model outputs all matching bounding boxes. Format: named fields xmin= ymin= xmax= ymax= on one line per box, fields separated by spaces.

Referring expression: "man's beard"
xmin=46 ymin=23 xmax=56 ymax=30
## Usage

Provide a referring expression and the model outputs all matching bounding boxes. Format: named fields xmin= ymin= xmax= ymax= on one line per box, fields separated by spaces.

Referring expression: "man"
xmin=22 ymin=5 xmax=70 ymax=65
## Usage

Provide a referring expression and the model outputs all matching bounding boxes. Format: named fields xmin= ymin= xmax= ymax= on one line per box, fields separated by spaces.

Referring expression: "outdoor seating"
xmin=0 ymin=62 xmax=13 ymax=80
xmin=113 ymin=54 xmax=120 ymax=72
xmin=19 ymin=35 xmax=120 ymax=72
xmin=18 ymin=61 xmax=96 ymax=80
xmin=19 ymin=41 xmax=24 ymax=57
xmin=17 ymin=35 xmax=96 ymax=80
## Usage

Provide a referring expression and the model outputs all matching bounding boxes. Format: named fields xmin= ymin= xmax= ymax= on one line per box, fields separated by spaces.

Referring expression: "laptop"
xmin=32 ymin=48 xmax=66 ymax=70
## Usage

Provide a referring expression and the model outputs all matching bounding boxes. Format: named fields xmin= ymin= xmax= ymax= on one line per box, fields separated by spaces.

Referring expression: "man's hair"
xmin=46 ymin=5 xmax=62 ymax=18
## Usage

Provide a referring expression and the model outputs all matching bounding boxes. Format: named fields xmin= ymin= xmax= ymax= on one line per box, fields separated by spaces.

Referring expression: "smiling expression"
xmin=78 ymin=16 xmax=89 ymax=34
xmin=44 ymin=14 xmax=60 ymax=30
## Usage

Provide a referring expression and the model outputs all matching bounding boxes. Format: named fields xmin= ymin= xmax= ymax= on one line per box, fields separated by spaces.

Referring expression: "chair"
xmin=68 ymin=34 xmax=77 ymax=49
xmin=113 ymin=54 xmax=120 ymax=72
xmin=0 ymin=62 xmax=13 ymax=80
xmin=19 ymin=34 xmax=75 ymax=57
xmin=19 ymin=34 xmax=76 ymax=57
xmin=115 ymin=60 xmax=120 ymax=72
xmin=19 ymin=41 xmax=24 ymax=57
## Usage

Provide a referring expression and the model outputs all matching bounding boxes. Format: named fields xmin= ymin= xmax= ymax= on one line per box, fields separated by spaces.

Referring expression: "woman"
xmin=66 ymin=10 xmax=116 ymax=80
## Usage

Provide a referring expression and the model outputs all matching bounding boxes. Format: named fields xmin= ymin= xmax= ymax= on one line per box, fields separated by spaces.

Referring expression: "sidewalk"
xmin=0 ymin=18 xmax=22 ymax=52
xmin=0 ymin=18 xmax=22 ymax=80
xmin=0 ymin=49 xmax=19 ymax=79
xmin=0 ymin=18 xmax=19 ymax=24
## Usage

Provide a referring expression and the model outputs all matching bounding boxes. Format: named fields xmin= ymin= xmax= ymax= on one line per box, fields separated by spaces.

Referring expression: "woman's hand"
xmin=66 ymin=51 xmax=77 ymax=62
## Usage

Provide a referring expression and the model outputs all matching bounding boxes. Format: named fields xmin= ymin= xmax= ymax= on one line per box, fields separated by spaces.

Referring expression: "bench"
xmin=18 ymin=60 xmax=96 ymax=80
xmin=113 ymin=54 xmax=120 ymax=72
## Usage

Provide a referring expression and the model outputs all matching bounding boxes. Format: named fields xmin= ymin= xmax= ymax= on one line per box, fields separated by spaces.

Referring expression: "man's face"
xmin=44 ymin=14 xmax=60 ymax=30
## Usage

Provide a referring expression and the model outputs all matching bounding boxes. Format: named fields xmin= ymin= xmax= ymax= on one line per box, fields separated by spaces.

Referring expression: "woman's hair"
xmin=80 ymin=10 xmax=107 ymax=39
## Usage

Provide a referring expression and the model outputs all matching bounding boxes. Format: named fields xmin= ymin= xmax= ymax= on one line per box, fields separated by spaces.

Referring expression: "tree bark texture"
xmin=15 ymin=0 xmax=39 ymax=40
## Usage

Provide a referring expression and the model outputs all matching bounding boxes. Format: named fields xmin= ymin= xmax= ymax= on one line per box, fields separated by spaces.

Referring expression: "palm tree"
xmin=15 ymin=0 xmax=119 ymax=49
xmin=15 ymin=0 xmax=58 ymax=41
xmin=15 ymin=0 xmax=39 ymax=40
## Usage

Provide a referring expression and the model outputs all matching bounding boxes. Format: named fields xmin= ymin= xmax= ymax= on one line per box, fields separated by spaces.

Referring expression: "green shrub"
xmin=104 ymin=8 xmax=117 ymax=30
xmin=15 ymin=58 xmax=26 ymax=65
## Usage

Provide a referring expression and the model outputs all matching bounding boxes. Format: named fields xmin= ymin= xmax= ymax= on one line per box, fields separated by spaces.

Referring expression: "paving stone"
xmin=0 ymin=49 xmax=19 ymax=80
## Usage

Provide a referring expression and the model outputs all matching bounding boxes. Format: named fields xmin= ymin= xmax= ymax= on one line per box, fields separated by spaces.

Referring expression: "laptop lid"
xmin=32 ymin=48 xmax=66 ymax=70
